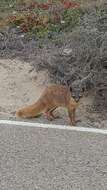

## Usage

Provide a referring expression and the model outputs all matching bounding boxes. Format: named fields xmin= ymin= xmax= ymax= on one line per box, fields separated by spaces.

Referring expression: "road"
xmin=0 ymin=123 xmax=107 ymax=190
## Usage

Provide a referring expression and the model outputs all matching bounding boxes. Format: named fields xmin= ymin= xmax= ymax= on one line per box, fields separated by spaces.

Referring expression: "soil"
xmin=0 ymin=58 xmax=106 ymax=128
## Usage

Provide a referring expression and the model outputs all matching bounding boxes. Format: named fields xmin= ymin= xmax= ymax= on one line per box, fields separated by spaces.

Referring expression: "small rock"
xmin=63 ymin=48 xmax=72 ymax=55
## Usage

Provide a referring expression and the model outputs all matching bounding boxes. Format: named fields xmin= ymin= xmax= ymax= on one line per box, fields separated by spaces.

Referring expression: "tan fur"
xmin=16 ymin=84 xmax=79 ymax=125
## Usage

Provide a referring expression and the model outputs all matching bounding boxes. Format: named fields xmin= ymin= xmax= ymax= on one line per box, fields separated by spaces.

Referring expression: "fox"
xmin=16 ymin=84 xmax=84 ymax=125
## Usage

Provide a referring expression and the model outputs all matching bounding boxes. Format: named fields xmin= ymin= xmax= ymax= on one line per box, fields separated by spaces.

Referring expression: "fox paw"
xmin=68 ymin=120 xmax=76 ymax=126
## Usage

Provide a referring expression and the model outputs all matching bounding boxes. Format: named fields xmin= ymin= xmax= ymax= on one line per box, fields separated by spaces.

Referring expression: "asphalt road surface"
xmin=0 ymin=123 xmax=107 ymax=190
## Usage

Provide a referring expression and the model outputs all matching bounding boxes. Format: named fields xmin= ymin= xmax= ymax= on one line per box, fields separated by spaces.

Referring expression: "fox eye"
xmin=70 ymin=86 xmax=72 ymax=92
xmin=82 ymin=87 xmax=85 ymax=92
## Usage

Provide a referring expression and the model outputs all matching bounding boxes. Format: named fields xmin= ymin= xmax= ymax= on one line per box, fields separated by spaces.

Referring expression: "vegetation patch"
xmin=0 ymin=0 xmax=83 ymax=38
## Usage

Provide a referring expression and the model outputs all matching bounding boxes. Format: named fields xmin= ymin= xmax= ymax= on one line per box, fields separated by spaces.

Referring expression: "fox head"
xmin=70 ymin=85 xmax=84 ymax=102
xmin=66 ymin=79 xmax=85 ymax=102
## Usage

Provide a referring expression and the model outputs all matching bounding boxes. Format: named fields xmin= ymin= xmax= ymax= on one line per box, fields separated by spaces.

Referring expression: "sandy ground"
xmin=0 ymin=58 xmax=49 ymax=117
xmin=0 ymin=58 xmax=107 ymax=128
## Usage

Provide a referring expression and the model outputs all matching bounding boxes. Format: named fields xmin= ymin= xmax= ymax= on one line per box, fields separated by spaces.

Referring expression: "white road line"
xmin=0 ymin=119 xmax=107 ymax=135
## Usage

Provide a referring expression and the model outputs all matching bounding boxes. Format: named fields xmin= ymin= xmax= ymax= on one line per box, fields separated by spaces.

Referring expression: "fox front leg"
xmin=68 ymin=108 xmax=76 ymax=126
xmin=72 ymin=109 xmax=76 ymax=125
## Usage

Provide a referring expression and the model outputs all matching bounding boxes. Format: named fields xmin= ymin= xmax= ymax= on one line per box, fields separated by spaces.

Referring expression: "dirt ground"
xmin=0 ymin=58 xmax=107 ymax=128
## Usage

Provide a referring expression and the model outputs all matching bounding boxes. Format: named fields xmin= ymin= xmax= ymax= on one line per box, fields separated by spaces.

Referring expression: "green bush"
xmin=62 ymin=8 xmax=83 ymax=31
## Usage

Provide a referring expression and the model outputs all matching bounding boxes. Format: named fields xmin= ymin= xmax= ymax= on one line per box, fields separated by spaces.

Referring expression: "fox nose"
xmin=75 ymin=98 xmax=79 ymax=102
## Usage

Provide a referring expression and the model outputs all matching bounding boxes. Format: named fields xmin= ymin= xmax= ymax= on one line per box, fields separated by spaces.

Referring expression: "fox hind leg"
xmin=48 ymin=107 xmax=60 ymax=119
xmin=44 ymin=107 xmax=59 ymax=121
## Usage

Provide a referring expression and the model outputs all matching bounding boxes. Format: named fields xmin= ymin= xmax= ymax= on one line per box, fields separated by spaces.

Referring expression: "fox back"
xmin=40 ymin=84 xmax=71 ymax=107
